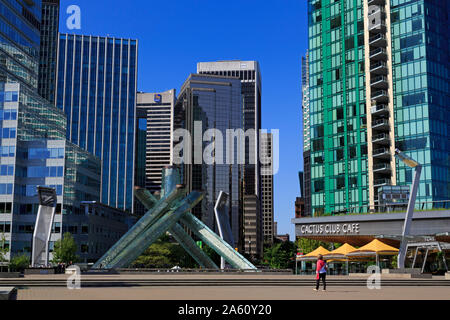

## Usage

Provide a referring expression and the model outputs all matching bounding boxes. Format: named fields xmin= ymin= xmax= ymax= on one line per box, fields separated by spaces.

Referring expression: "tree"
xmin=131 ymin=234 xmax=198 ymax=269
xmin=262 ymin=241 xmax=297 ymax=270
xmin=52 ymin=233 xmax=79 ymax=265
xmin=0 ymin=234 xmax=8 ymax=263
xmin=296 ymin=238 xmax=332 ymax=255
xmin=9 ymin=254 xmax=30 ymax=272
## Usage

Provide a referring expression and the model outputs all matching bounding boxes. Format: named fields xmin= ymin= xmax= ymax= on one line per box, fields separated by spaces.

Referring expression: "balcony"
xmin=369 ymin=21 xmax=387 ymax=33
xmin=370 ymin=61 xmax=388 ymax=75
xmin=371 ymin=90 xmax=389 ymax=103
xmin=368 ymin=0 xmax=385 ymax=6
xmin=373 ymin=148 xmax=391 ymax=159
xmin=372 ymin=118 xmax=390 ymax=130
xmin=371 ymin=75 xmax=388 ymax=89
xmin=368 ymin=8 xmax=386 ymax=21
xmin=373 ymin=163 xmax=392 ymax=174
xmin=374 ymin=178 xmax=391 ymax=187
xmin=371 ymin=104 xmax=389 ymax=115
xmin=370 ymin=48 xmax=388 ymax=60
xmin=369 ymin=34 xmax=387 ymax=47
xmin=372 ymin=133 xmax=390 ymax=145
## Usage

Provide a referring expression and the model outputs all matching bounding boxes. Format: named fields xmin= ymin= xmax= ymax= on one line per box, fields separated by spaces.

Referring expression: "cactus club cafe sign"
xmin=300 ymin=223 xmax=361 ymax=236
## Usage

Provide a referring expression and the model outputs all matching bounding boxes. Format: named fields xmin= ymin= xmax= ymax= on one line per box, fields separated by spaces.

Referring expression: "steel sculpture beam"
xmin=111 ymin=191 xmax=204 ymax=268
xmin=136 ymin=188 xmax=218 ymax=269
xmin=395 ymin=149 xmax=422 ymax=269
xmin=93 ymin=166 xmax=257 ymax=271
xmin=181 ymin=212 xmax=257 ymax=270
xmin=32 ymin=187 xmax=57 ymax=268
xmin=92 ymin=186 xmax=185 ymax=269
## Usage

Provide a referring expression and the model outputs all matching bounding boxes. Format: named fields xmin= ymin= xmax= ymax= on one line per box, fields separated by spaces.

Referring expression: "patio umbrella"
xmin=297 ymin=246 xmax=331 ymax=262
xmin=347 ymin=239 xmax=399 ymax=267
xmin=323 ymin=243 xmax=358 ymax=275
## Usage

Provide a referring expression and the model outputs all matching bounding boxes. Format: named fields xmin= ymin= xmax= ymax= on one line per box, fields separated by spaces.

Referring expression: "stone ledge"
xmin=0 ymin=287 xmax=17 ymax=300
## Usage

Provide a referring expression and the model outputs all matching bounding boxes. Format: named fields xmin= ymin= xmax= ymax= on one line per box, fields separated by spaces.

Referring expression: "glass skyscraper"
xmin=55 ymin=34 xmax=138 ymax=212
xmin=38 ymin=0 xmax=59 ymax=103
xmin=305 ymin=0 xmax=449 ymax=216
xmin=174 ymin=74 xmax=243 ymax=246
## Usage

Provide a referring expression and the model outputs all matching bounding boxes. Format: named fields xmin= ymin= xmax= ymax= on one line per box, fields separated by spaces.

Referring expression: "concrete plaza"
xmin=4 ymin=274 xmax=449 ymax=300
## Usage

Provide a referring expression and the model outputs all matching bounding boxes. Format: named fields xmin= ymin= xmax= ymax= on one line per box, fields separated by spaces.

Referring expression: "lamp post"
xmin=395 ymin=149 xmax=422 ymax=270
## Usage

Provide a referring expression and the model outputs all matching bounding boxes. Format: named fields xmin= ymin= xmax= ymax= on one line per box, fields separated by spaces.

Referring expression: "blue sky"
xmin=59 ymin=0 xmax=308 ymax=239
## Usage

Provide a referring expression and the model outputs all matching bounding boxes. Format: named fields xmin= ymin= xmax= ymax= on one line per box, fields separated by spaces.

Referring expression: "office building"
xmin=55 ymin=34 xmax=138 ymax=212
xmin=38 ymin=0 xmax=60 ymax=103
xmin=261 ymin=133 xmax=274 ymax=245
xmin=174 ymin=74 xmax=243 ymax=247
xmin=305 ymin=0 xmax=450 ymax=215
xmin=301 ymin=54 xmax=312 ymax=217
xmin=136 ymin=90 xmax=175 ymax=192
xmin=0 ymin=1 xmax=131 ymax=262
xmin=197 ymin=60 xmax=263 ymax=256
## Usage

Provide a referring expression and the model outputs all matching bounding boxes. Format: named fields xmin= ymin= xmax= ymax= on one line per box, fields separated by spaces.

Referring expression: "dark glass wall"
xmin=56 ymin=34 xmax=138 ymax=212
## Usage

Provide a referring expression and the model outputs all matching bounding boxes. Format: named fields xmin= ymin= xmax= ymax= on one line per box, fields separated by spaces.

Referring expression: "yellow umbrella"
xmin=323 ymin=243 xmax=358 ymax=260
xmin=347 ymin=239 xmax=399 ymax=267
xmin=297 ymin=246 xmax=330 ymax=261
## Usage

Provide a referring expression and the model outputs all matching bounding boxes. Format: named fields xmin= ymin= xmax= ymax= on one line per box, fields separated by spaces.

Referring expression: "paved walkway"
xmin=17 ymin=285 xmax=450 ymax=300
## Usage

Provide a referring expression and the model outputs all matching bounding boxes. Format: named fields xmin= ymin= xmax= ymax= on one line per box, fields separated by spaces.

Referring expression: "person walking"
xmin=314 ymin=254 xmax=328 ymax=291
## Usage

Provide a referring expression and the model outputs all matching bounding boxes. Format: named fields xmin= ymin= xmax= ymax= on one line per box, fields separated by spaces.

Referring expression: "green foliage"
xmin=9 ymin=254 xmax=30 ymax=272
xmin=0 ymin=234 xmax=8 ymax=263
xmin=52 ymin=233 xmax=79 ymax=265
xmin=296 ymin=238 xmax=332 ymax=254
xmin=202 ymin=244 xmax=221 ymax=267
xmin=391 ymin=255 xmax=398 ymax=269
xmin=262 ymin=241 xmax=297 ymax=270
xmin=132 ymin=235 xmax=197 ymax=269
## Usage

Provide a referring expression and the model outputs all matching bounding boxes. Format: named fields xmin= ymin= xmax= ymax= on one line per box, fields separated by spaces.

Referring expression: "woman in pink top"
xmin=314 ymin=254 xmax=327 ymax=291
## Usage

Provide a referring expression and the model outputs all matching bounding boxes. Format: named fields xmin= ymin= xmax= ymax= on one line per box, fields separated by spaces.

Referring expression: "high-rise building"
xmin=38 ymin=0 xmax=60 ymax=103
xmin=305 ymin=0 xmax=450 ymax=215
xmin=301 ymin=54 xmax=312 ymax=217
xmin=0 ymin=1 xmax=131 ymax=263
xmin=261 ymin=133 xmax=274 ymax=245
xmin=197 ymin=60 xmax=263 ymax=256
xmin=136 ymin=90 xmax=175 ymax=192
xmin=174 ymin=74 xmax=243 ymax=246
xmin=0 ymin=0 xmax=41 ymax=89
xmin=197 ymin=61 xmax=262 ymax=196
xmin=55 ymin=34 xmax=138 ymax=212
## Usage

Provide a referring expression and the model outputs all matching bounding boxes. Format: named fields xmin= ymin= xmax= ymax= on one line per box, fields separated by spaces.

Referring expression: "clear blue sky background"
xmin=60 ymin=0 xmax=308 ymax=240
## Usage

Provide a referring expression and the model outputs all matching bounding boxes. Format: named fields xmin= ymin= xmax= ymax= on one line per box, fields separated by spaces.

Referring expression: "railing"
xmin=371 ymin=90 xmax=388 ymax=99
xmin=371 ymin=75 xmax=388 ymax=84
xmin=340 ymin=200 xmax=450 ymax=215
xmin=371 ymin=104 xmax=389 ymax=114
xmin=373 ymin=163 xmax=391 ymax=171
xmin=370 ymin=61 xmax=387 ymax=71
xmin=369 ymin=33 xmax=386 ymax=44
xmin=374 ymin=178 xmax=391 ymax=186
xmin=372 ymin=118 xmax=390 ymax=127
xmin=372 ymin=133 xmax=389 ymax=142
xmin=370 ymin=48 xmax=387 ymax=57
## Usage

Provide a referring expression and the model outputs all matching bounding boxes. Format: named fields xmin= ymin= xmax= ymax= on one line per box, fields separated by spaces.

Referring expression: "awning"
xmin=297 ymin=246 xmax=330 ymax=261
xmin=347 ymin=239 xmax=399 ymax=257
xmin=323 ymin=243 xmax=358 ymax=261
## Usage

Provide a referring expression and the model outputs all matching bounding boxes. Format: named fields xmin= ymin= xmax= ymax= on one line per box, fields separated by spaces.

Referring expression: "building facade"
xmin=305 ymin=0 xmax=450 ymax=216
xmin=174 ymin=74 xmax=243 ymax=248
xmin=38 ymin=0 xmax=59 ymax=103
xmin=261 ymin=133 xmax=274 ymax=245
xmin=136 ymin=90 xmax=175 ymax=192
xmin=197 ymin=60 xmax=263 ymax=256
xmin=55 ymin=34 xmax=138 ymax=212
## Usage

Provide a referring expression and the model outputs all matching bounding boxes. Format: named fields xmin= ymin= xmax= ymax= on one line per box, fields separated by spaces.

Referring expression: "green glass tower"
xmin=305 ymin=0 xmax=449 ymax=216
